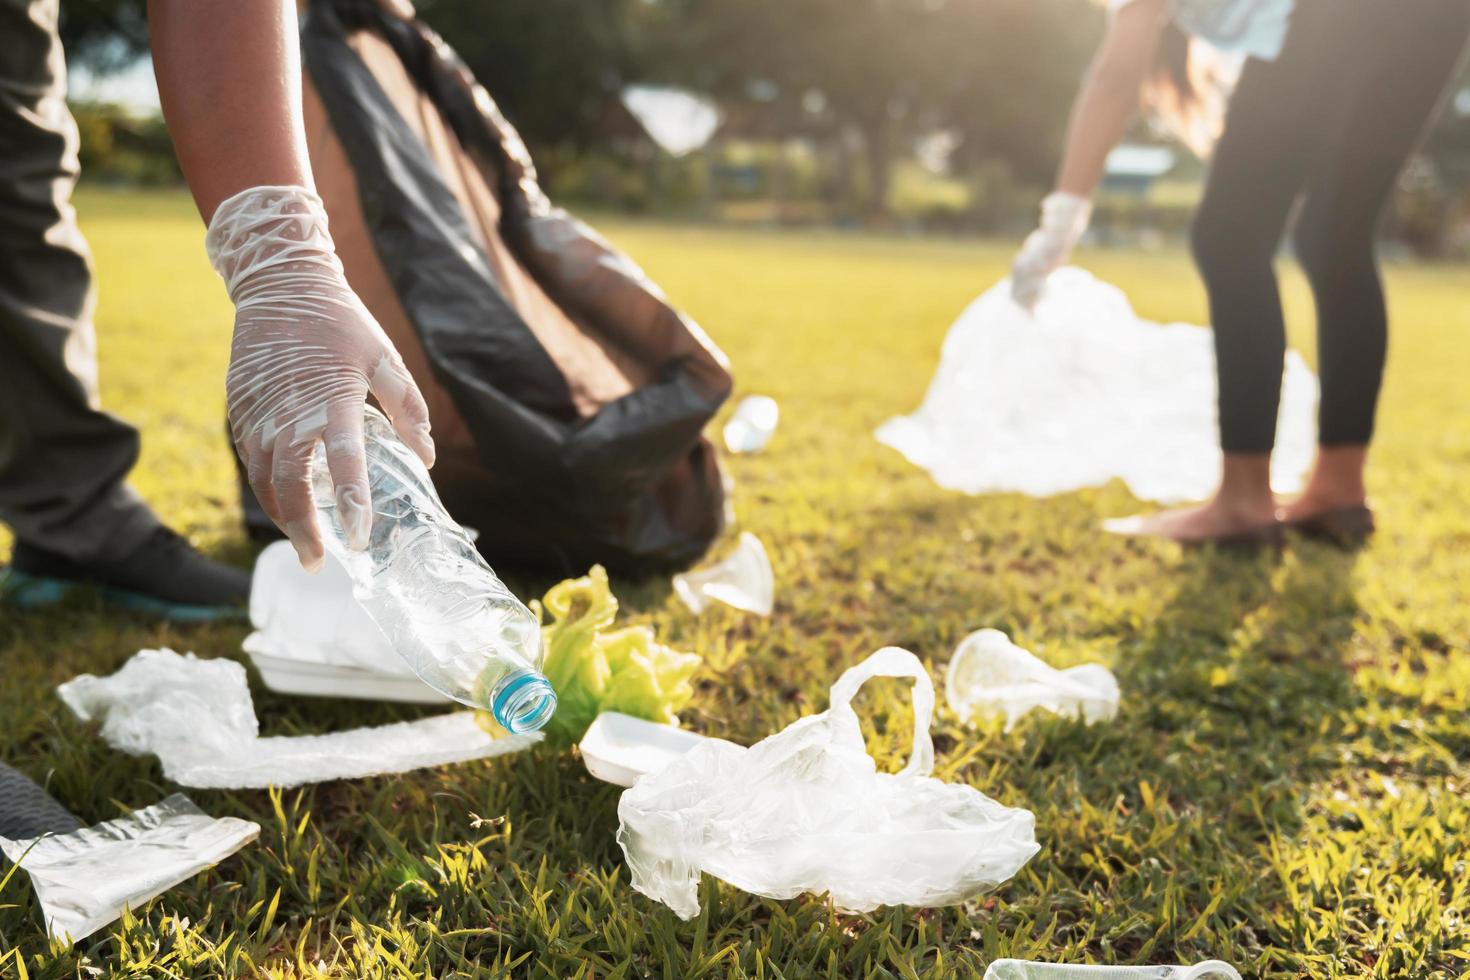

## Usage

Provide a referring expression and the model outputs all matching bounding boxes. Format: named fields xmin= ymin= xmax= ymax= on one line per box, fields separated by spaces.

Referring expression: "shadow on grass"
xmin=1103 ymin=539 xmax=1363 ymax=962
xmin=1122 ymin=538 xmax=1361 ymax=801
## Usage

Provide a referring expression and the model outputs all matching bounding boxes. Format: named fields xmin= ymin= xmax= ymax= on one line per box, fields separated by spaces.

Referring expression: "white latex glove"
xmin=1010 ymin=191 xmax=1093 ymax=311
xmin=206 ymin=185 xmax=435 ymax=572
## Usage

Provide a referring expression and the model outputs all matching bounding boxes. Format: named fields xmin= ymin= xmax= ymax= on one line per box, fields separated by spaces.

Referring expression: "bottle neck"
xmin=492 ymin=670 xmax=558 ymax=735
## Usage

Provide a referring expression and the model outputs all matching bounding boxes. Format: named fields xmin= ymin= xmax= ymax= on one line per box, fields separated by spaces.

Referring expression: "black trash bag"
xmin=294 ymin=0 xmax=732 ymax=575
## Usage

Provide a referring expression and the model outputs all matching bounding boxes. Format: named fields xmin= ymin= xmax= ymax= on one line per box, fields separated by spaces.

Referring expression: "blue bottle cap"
xmin=492 ymin=670 xmax=558 ymax=735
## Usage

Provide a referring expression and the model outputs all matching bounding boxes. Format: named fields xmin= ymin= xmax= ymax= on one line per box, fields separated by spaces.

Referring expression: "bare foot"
xmin=1279 ymin=493 xmax=1370 ymax=525
xmin=1104 ymin=495 xmax=1280 ymax=544
xmin=1279 ymin=446 xmax=1369 ymax=523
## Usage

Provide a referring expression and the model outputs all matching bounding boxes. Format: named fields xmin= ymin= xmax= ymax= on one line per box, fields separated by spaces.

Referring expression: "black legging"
xmin=1191 ymin=0 xmax=1470 ymax=453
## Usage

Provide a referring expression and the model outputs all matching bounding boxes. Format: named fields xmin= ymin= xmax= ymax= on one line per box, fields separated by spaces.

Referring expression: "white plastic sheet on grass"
xmin=983 ymin=959 xmax=1242 ymax=980
xmin=617 ymin=647 xmax=1039 ymax=919
xmin=876 ymin=269 xmax=1317 ymax=504
xmin=946 ymin=629 xmax=1119 ymax=731
xmin=672 ymin=532 xmax=775 ymax=616
xmin=57 ymin=648 xmax=539 ymax=789
xmin=0 ymin=794 xmax=259 ymax=942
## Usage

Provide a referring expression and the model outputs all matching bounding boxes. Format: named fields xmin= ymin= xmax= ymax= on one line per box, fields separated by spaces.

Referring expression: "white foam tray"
xmin=248 ymin=651 xmax=450 ymax=705
xmin=578 ymin=712 xmax=713 ymax=787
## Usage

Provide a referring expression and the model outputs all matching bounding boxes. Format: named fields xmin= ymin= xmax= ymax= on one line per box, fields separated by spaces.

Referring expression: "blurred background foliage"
xmin=59 ymin=0 xmax=1470 ymax=253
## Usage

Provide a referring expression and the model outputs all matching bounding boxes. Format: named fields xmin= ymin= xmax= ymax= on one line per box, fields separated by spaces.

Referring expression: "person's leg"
xmin=0 ymin=0 xmax=160 ymax=564
xmin=1282 ymin=0 xmax=1470 ymax=527
xmin=1110 ymin=0 xmax=1345 ymax=542
xmin=0 ymin=0 xmax=250 ymax=616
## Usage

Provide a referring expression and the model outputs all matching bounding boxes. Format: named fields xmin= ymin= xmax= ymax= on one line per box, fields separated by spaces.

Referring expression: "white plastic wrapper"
xmin=57 ymin=649 xmax=540 ymax=789
xmin=244 ymin=541 xmax=447 ymax=703
xmin=671 ymin=532 xmax=774 ymax=616
xmin=947 ymin=630 xmax=1119 ymax=732
xmin=617 ymin=647 xmax=1040 ymax=919
xmin=877 ymin=269 xmax=1317 ymax=504
xmin=722 ymin=395 xmax=780 ymax=454
xmin=619 ymin=85 xmax=722 ymax=157
xmin=0 ymin=794 xmax=259 ymax=943
xmin=983 ymin=959 xmax=1241 ymax=980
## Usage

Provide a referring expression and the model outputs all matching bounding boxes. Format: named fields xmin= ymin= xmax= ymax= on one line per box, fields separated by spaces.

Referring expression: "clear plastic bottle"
xmin=309 ymin=408 xmax=557 ymax=734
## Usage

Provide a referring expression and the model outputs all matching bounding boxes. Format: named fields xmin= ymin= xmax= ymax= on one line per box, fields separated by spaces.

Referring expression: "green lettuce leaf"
xmin=535 ymin=565 xmax=699 ymax=744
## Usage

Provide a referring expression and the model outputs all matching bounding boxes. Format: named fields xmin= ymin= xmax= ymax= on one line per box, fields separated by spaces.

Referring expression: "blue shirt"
xmin=1112 ymin=0 xmax=1295 ymax=60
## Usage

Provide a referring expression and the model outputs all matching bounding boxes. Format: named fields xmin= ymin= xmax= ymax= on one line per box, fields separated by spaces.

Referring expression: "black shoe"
xmin=1 ymin=527 xmax=250 ymax=622
xmin=0 ymin=762 xmax=82 ymax=840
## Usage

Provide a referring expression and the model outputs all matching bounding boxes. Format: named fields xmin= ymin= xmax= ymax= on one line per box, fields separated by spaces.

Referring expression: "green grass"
xmin=3 ymin=187 xmax=1469 ymax=978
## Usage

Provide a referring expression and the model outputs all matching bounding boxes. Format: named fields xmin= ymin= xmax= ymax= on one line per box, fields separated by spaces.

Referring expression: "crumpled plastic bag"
xmin=57 ymin=649 xmax=540 ymax=789
xmin=0 ymin=794 xmax=259 ymax=942
xmin=671 ymin=532 xmax=775 ymax=616
xmin=876 ymin=269 xmax=1317 ymax=504
xmin=537 ymin=566 xmax=701 ymax=745
xmin=617 ymin=647 xmax=1040 ymax=919
xmin=946 ymin=630 xmax=1120 ymax=731
xmin=983 ymin=960 xmax=1241 ymax=980
xmin=723 ymin=395 xmax=780 ymax=454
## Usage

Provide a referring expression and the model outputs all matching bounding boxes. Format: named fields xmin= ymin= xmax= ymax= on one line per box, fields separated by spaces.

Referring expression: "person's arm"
xmin=150 ymin=0 xmax=435 ymax=572
xmin=1010 ymin=0 xmax=1171 ymax=308
xmin=1055 ymin=0 xmax=1171 ymax=197
xmin=149 ymin=0 xmax=311 ymax=221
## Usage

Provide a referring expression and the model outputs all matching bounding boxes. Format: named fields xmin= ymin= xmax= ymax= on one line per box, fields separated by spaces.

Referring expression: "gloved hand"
xmin=206 ymin=185 xmax=435 ymax=572
xmin=1009 ymin=191 xmax=1093 ymax=311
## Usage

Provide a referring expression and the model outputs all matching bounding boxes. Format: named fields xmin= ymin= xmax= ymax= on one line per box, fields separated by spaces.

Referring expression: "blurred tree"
xmin=649 ymin=0 xmax=1101 ymax=218
xmin=54 ymin=0 xmax=1107 ymax=223
xmin=649 ymin=0 xmax=947 ymax=217
xmin=416 ymin=0 xmax=666 ymax=161
xmin=933 ymin=0 xmax=1101 ymax=191
xmin=58 ymin=0 xmax=149 ymax=73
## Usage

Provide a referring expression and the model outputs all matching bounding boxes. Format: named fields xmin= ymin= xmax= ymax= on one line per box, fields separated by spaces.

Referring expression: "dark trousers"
xmin=1191 ymin=0 xmax=1470 ymax=453
xmin=0 ymin=0 xmax=160 ymax=563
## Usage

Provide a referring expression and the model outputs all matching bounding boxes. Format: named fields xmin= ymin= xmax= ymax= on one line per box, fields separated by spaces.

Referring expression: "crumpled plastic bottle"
xmin=722 ymin=395 xmax=780 ymax=454
xmin=946 ymin=629 xmax=1119 ymax=731
xmin=311 ymin=408 xmax=555 ymax=734
xmin=617 ymin=647 xmax=1039 ymax=919
xmin=671 ymin=532 xmax=774 ymax=616
xmin=982 ymin=960 xmax=1241 ymax=980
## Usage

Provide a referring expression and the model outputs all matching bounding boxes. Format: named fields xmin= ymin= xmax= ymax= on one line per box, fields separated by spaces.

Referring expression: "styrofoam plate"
xmin=578 ymin=712 xmax=714 ymax=787
xmin=247 ymin=652 xmax=450 ymax=705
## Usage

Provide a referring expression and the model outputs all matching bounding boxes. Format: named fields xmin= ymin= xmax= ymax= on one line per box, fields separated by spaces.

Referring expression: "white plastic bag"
xmin=947 ymin=630 xmax=1119 ymax=731
xmin=617 ymin=647 xmax=1039 ymax=919
xmin=722 ymin=395 xmax=780 ymax=454
xmin=671 ymin=532 xmax=774 ymax=616
xmin=876 ymin=269 xmax=1317 ymax=504
xmin=57 ymin=649 xmax=540 ymax=789
xmin=0 ymin=794 xmax=259 ymax=942
xmin=983 ymin=959 xmax=1241 ymax=980
xmin=244 ymin=541 xmax=447 ymax=703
